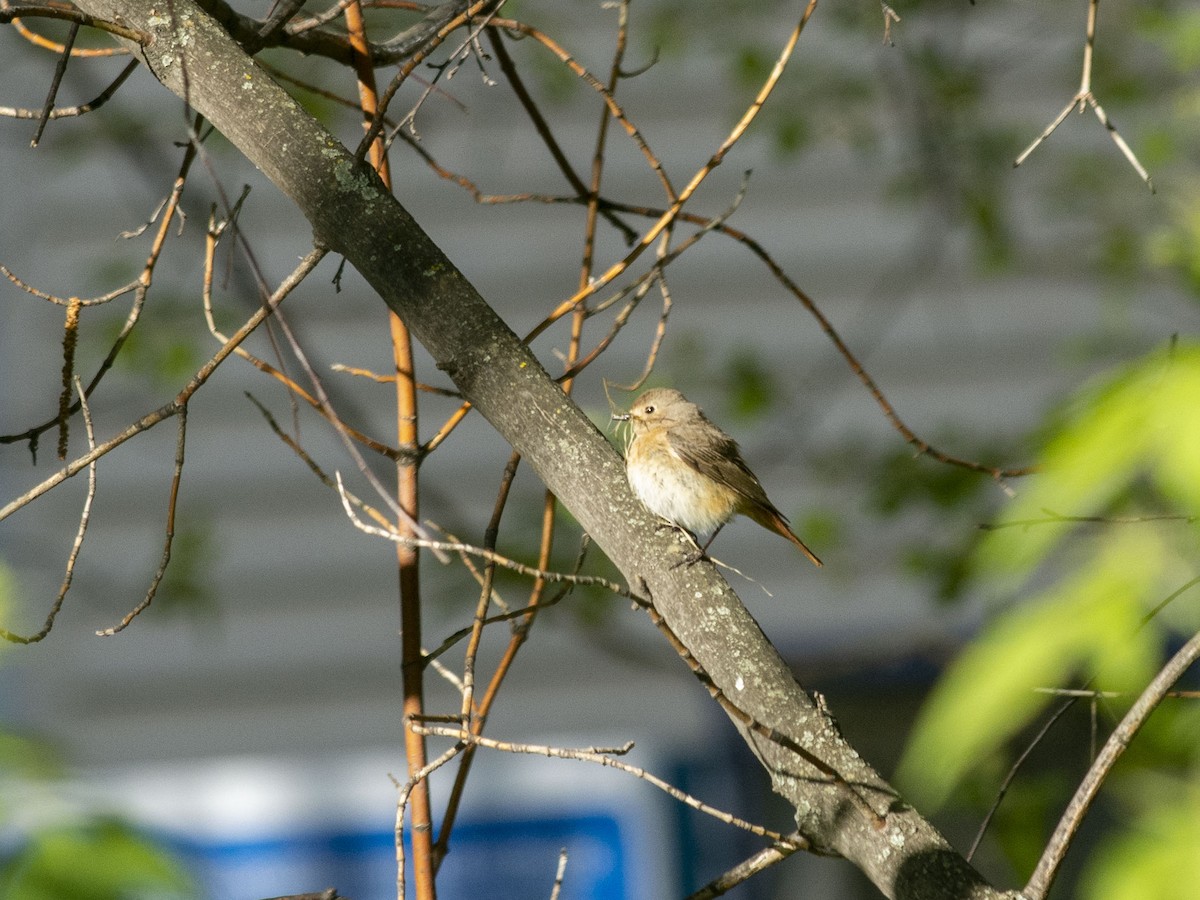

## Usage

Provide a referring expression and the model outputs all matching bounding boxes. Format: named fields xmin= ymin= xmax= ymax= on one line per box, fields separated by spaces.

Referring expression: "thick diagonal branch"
xmin=64 ymin=1 xmax=1020 ymax=896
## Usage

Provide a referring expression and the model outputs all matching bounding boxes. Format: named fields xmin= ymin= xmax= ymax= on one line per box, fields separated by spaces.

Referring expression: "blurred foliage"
xmin=5 ymin=0 xmax=1200 ymax=895
xmin=153 ymin=519 xmax=220 ymax=623
xmin=0 ymin=730 xmax=195 ymax=900
xmin=0 ymin=817 xmax=195 ymax=900
xmin=0 ymin=582 xmax=192 ymax=897
xmin=721 ymin=344 xmax=779 ymax=421
xmin=849 ymin=433 xmax=1024 ymax=603
xmin=1081 ymin=774 xmax=1200 ymax=900
xmin=662 ymin=332 xmax=780 ymax=423
xmin=899 ymin=344 xmax=1200 ymax=890
xmin=101 ymin=296 xmax=202 ymax=389
xmin=0 ymin=732 xmax=63 ymax=785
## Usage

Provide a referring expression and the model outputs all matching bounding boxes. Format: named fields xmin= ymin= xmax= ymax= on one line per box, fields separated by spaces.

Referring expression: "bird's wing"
xmin=666 ymin=423 xmax=778 ymax=511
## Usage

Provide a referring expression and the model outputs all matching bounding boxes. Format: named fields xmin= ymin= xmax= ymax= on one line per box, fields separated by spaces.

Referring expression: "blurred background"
xmin=1 ymin=1 xmax=1196 ymax=897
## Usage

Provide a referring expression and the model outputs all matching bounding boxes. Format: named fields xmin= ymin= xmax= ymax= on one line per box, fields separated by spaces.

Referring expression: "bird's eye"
xmin=644 ymin=405 xmax=655 ymax=414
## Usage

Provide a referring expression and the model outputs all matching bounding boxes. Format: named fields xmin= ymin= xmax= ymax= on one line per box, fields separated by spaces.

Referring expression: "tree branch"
xmin=1024 ymin=629 xmax=1200 ymax=899
xmin=64 ymin=0 xmax=1021 ymax=895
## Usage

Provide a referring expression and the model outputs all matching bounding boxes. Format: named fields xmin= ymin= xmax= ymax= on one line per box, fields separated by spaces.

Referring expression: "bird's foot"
xmin=667 ymin=527 xmax=708 ymax=569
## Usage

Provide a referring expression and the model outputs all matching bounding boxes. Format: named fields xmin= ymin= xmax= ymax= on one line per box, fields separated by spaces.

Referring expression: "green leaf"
xmin=899 ymin=344 xmax=1200 ymax=809
xmin=0 ymin=819 xmax=195 ymax=900
xmin=977 ymin=343 xmax=1200 ymax=583
xmin=1082 ymin=777 xmax=1200 ymax=900
xmin=898 ymin=528 xmax=1161 ymax=809
xmin=0 ymin=733 xmax=64 ymax=782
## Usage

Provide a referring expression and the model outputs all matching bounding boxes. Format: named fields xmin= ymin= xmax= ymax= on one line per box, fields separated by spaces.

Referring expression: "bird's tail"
xmin=750 ymin=506 xmax=823 ymax=567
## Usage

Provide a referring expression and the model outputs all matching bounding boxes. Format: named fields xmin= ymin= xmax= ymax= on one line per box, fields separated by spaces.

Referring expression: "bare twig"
xmin=423 ymin=653 xmax=465 ymax=694
xmin=30 ymin=19 xmax=78 ymax=146
xmin=587 ymin=175 xmax=750 ymax=390
xmin=0 ymin=59 xmax=139 ymax=120
xmin=2 ymin=140 xmax=199 ymax=456
xmin=970 ymin=571 xmax=1200 ymax=858
xmin=0 ymin=3 xmax=149 ymax=45
xmin=415 ymin=723 xmax=805 ymax=845
xmin=430 ymin=453 xmax=521 ymax=871
xmin=461 ymin=452 xmax=520 ymax=718
xmin=1013 ymin=0 xmax=1154 ymax=192
xmin=486 ymin=21 xmax=654 ymax=235
xmin=56 ymin=297 xmax=82 ymax=459
xmin=401 ymin=134 xmax=1031 ymax=479
xmin=548 ymin=849 xmax=568 ymax=900
xmin=880 ymin=2 xmax=900 ymax=46
xmin=685 ymin=835 xmax=809 ymax=899
xmin=1034 ymin=686 xmax=1200 ymax=701
xmin=421 ymin=587 xmax=585 ymax=666
xmin=0 ymin=379 xmax=96 ymax=645
xmin=330 ymin=363 xmax=460 ymax=397
xmin=1 ymin=248 xmax=325 ymax=524
xmin=355 ymin=0 xmax=501 ymax=162
xmin=392 ymin=743 xmax=463 ymax=900
xmin=95 ymin=404 xmax=189 ymax=635
xmin=201 ymin=189 xmax=436 ymax=547
xmin=1024 ymin=629 xmax=1200 ymax=898
xmin=608 ymin=199 xmax=1034 ymax=478
xmin=966 ymin=694 xmax=1079 ymax=862
xmin=523 ymin=0 xmax=819 ymax=345
xmin=335 ymin=476 xmax=637 ymax=600
xmin=0 ymin=265 xmax=139 ymax=308
xmin=979 ymin=509 xmax=1196 ymax=530
xmin=203 ymin=219 xmax=407 ymax=462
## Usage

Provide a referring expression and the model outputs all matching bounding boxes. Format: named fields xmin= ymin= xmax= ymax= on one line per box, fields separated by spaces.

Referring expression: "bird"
xmin=613 ymin=387 xmax=822 ymax=566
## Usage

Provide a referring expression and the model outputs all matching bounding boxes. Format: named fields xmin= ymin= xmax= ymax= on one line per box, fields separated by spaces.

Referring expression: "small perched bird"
xmin=613 ymin=388 xmax=822 ymax=566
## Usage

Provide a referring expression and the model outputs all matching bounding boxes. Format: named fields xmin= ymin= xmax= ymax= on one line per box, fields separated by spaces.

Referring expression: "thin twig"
xmin=30 ymin=19 xmax=78 ymax=146
xmin=399 ymin=145 xmax=1029 ymax=477
xmin=1 ymin=140 xmax=199 ymax=456
xmin=1034 ymin=686 xmax=1200 ymax=700
xmin=485 ymin=23 xmax=645 ymax=240
xmin=606 ymin=199 xmax=1034 ymax=478
xmin=0 ymin=4 xmax=149 ymax=45
xmin=95 ymin=404 xmax=189 ymax=635
xmin=335 ymin=476 xmax=637 ymax=599
xmin=199 ymin=178 xmax=435 ymax=545
xmin=1 ymin=248 xmax=326 ymax=524
xmin=420 ymin=586 xmax=588 ymax=667
xmin=0 ymin=266 xmax=140 ymax=309
xmin=971 ymin=571 xmax=1200 ymax=858
xmin=523 ymin=0 xmax=819 ymax=345
xmin=685 ymin=835 xmax=809 ymax=899
xmin=392 ymin=743 xmax=463 ymax=900
xmin=424 ymin=521 xmax=512 ymax=614
xmin=966 ymin=694 xmax=1079 ymax=862
xmin=203 ymin=215 xmax=407 ymax=462
xmin=1024 ymin=630 xmax=1200 ymax=899
xmin=462 ymin=452 xmax=520 ymax=718
xmin=415 ymin=724 xmax=805 ymax=845
xmin=432 ymin=451 xmax=522 ymax=872
xmin=979 ymin=510 xmax=1195 ymax=530
xmin=0 ymin=379 xmax=97 ymax=644
xmin=584 ymin=175 xmax=750 ymax=389
xmin=56 ymin=297 xmax=82 ymax=459
xmin=879 ymin=2 xmax=900 ymax=46
xmin=548 ymin=849 xmax=569 ymax=900
xmin=355 ymin=0 xmax=500 ymax=162
xmin=1013 ymin=0 xmax=1153 ymax=192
